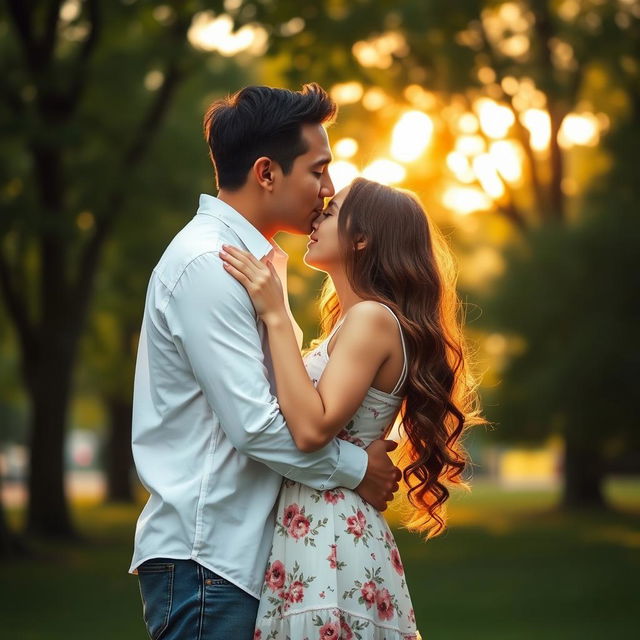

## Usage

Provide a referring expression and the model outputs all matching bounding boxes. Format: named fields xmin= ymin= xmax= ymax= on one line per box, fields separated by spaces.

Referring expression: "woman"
xmin=220 ymin=178 xmax=484 ymax=639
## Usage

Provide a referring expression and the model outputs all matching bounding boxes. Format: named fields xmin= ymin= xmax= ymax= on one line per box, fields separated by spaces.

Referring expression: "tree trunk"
xmin=105 ymin=396 xmax=134 ymax=503
xmin=561 ymin=434 xmax=607 ymax=509
xmin=25 ymin=337 xmax=77 ymax=538
xmin=0 ymin=472 xmax=24 ymax=557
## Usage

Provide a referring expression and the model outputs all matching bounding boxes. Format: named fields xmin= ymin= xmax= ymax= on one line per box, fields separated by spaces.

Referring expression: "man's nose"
xmin=320 ymin=170 xmax=335 ymax=198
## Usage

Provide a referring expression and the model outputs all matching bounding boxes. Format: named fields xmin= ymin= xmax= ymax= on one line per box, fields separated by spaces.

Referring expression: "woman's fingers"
xmin=220 ymin=247 xmax=261 ymax=280
xmin=221 ymin=245 xmax=262 ymax=274
xmin=265 ymin=260 xmax=282 ymax=284
xmin=221 ymin=259 xmax=252 ymax=287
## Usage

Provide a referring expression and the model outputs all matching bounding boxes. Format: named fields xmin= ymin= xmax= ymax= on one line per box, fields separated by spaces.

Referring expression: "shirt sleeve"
xmin=164 ymin=251 xmax=368 ymax=491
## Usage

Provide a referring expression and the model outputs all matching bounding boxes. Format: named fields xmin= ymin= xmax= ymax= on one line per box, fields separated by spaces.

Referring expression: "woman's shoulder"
xmin=341 ymin=300 xmax=400 ymax=337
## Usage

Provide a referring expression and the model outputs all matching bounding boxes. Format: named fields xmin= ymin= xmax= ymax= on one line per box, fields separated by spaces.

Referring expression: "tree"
xmin=253 ymin=0 xmax=640 ymax=506
xmin=0 ymin=0 xmax=230 ymax=538
xmin=80 ymin=82 xmax=234 ymax=502
xmin=479 ymin=120 xmax=640 ymax=507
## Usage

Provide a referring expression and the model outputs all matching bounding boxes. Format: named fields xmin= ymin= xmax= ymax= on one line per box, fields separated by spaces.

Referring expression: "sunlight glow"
xmin=60 ymin=0 xmax=81 ymax=22
xmin=446 ymin=152 xmax=475 ymax=184
xmin=475 ymin=98 xmax=515 ymax=139
xmin=390 ymin=111 xmax=434 ymax=162
xmin=330 ymin=82 xmax=364 ymax=105
xmin=464 ymin=247 xmax=506 ymax=284
xmin=458 ymin=113 xmax=480 ymax=134
xmin=558 ymin=113 xmax=600 ymax=148
xmin=362 ymin=159 xmax=406 ymax=185
xmin=489 ymin=141 xmax=523 ymax=184
xmin=442 ymin=186 xmax=493 ymax=215
xmin=500 ymin=34 xmax=530 ymax=58
xmin=455 ymin=135 xmax=486 ymax=157
xmin=144 ymin=70 xmax=164 ymax=91
xmin=352 ymin=31 xmax=408 ymax=70
xmin=328 ymin=161 xmax=359 ymax=192
xmin=362 ymin=87 xmax=390 ymax=111
xmin=334 ymin=138 xmax=359 ymax=159
xmin=188 ymin=12 xmax=267 ymax=56
xmin=482 ymin=2 xmax=533 ymax=60
xmin=404 ymin=85 xmax=437 ymax=111
xmin=520 ymin=108 xmax=552 ymax=151
xmin=472 ymin=154 xmax=505 ymax=199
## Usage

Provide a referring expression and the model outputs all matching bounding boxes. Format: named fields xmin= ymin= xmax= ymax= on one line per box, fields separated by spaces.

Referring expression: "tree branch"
xmin=39 ymin=0 xmax=64 ymax=65
xmin=530 ymin=0 xmax=568 ymax=221
xmin=0 ymin=247 xmax=36 ymax=360
xmin=63 ymin=0 xmax=101 ymax=115
xmin=71 ymin=14 xmax=192 ymax=321
xmin=508 ymin=102 xmax=547 ymax=218
xmin=5 ymin=0 xmax=35 ymax=66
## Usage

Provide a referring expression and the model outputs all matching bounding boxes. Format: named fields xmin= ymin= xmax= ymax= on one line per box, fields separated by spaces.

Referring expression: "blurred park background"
xmin=1 ymin=1 xmax=639 ymax=638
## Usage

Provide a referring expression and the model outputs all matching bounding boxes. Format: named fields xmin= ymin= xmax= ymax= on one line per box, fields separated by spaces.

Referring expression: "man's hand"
xmin=355 ymin=439 xmax=402 ymax=511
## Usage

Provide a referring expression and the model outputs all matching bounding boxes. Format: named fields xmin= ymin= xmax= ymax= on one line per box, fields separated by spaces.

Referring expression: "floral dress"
xmin=254 ymin=303 xmax=420 ymax=640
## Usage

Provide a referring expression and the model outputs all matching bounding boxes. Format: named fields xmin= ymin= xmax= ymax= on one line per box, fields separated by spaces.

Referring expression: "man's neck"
xmin=217 ymin=189 xmax=276 ymax=239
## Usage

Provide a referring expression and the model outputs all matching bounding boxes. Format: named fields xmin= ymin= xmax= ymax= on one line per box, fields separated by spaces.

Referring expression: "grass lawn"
xmin=1 ymin=478 xmax=638 ymax=639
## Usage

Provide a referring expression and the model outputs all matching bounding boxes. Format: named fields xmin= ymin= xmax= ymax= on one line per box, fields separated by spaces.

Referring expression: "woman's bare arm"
xmin=220 ymin=245 xmax=395 ymax=452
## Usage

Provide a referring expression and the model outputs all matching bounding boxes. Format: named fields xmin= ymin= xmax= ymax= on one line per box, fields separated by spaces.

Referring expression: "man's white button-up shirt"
xmin=129 ymin=194 xmax=368 ymax=598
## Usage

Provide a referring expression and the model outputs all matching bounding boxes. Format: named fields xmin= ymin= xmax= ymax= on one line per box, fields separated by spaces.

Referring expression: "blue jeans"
xmin=137 ymin=558 xmax=259 ymax=640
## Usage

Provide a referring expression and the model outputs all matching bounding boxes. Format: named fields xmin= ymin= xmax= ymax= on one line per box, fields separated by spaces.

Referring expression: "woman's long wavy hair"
xmin=312 ymin=178 xmax=487 ymax=538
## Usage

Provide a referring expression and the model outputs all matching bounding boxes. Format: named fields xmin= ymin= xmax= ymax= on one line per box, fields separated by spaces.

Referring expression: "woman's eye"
xmin=313 ymin=171 xmax=323 ymax=177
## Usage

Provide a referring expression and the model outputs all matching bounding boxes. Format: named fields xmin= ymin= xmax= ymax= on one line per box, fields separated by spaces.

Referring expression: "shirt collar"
xmin=197 ymin=193 xmax=274 ymax=260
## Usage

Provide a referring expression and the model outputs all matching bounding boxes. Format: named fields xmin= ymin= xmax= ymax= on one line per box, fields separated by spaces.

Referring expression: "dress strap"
xmin=375 ymin=302 xmax=409 ymax=396
xmin=320 ymin=316 xmax=347 ymax=357
xmin=321 ymin=304 xmax=408 ymax=396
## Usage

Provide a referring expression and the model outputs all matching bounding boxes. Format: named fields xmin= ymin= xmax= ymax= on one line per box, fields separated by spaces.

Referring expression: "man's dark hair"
xmin=203 ymin=83 xmax=337 ymax=190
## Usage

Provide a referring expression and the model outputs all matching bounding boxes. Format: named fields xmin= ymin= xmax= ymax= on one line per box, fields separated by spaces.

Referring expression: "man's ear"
xmin=253 ymin=157 xmax=275 ymax=191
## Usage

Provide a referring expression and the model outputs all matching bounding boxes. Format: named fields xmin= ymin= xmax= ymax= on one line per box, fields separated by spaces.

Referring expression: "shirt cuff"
xmin=324 ymin=441 xmax=368 ymax=490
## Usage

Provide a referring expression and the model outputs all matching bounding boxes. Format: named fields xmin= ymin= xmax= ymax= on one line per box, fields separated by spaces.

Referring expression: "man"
xmin=130 ymin=83 xmax=401 ymax=639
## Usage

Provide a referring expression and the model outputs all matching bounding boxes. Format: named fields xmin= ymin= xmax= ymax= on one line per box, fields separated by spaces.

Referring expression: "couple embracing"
xmin=129 ymin=83 xmax=480 ymax=640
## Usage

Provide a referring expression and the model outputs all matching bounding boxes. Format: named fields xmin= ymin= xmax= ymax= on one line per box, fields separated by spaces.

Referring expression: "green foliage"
xmin=1 ymin=483 xmax=638 ymax=638
xmin=479 ymin=125 xmax=640 ymax=454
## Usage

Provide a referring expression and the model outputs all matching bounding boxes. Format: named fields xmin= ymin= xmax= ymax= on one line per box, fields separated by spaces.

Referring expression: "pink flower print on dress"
xmin=365 ymin=405 xmax=380 ymax=419
xmin=287 ymin=580 xmax=305 ymax=603
xmin=376 ymin=587 xmax=395 ymax=621
xmin=408 ymin=608 xmax=416 ymax=623
xmin=360 ymin=580 xmax=377 ymax=609
xmin=391 ymin=548 xmax=404 ymax=575
xmin=340 ymin=618 xmax=354 ymax=640
xmin=265 ymin=560 xmax=285 ymax=591
xmin=318 ymin=620 xmax=340 ymax=639
xmin=336 ymin=428 xmax=365 ymax=447
xmin=288 ymin=513 xmax=311 ymax=539
xmin=336 ymin=420 xmax=365 ymax=447
xmin=283 ymin=503 xmax=300 ymax=527
xmin=322 ymin=488 xmax=345 ymax=504
xmin=253 ymin=630 xmax=261 ymax=640
xmin=327 ymin=544 xmax=337 ymax=569
xmin=345 ymin=514 xmax=364 ymax=538
xmin=356 ymin=509 xmax=366 ymax=529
